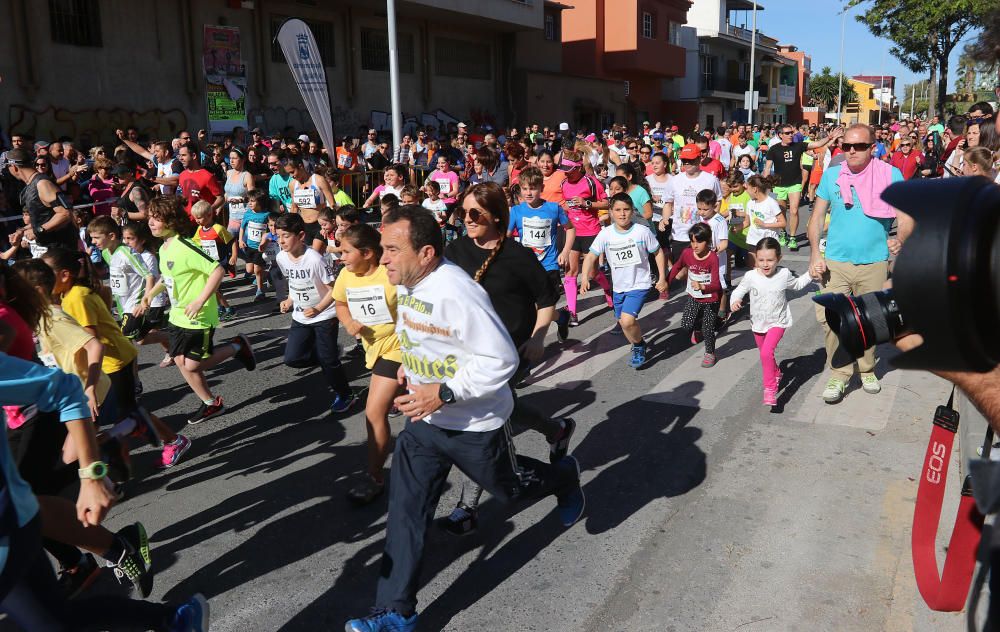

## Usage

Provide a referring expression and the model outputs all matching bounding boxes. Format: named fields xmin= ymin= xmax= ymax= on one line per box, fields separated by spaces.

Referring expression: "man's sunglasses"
xmin=454 ymin=207 xmax=490 ymax=223
xmin=842 ymin=142 xmax=872 ymax=152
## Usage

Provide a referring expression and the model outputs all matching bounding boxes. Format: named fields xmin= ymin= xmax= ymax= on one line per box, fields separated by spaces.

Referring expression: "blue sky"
xmin=734 ymin=0 xmax=979 ymax=102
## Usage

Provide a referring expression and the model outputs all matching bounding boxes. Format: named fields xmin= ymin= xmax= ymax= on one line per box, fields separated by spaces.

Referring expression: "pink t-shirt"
xmin=560 ymin=175 xmax=607 ymax=237
xmin=428 ymin=170 xmax=459 ymax=204
xmin=709 ymin=140 xmax=722 ymax=160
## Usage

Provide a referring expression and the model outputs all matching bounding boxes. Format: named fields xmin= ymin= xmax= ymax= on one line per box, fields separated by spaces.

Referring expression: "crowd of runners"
xmin=0 ymin=103 xmax=997 ymax=631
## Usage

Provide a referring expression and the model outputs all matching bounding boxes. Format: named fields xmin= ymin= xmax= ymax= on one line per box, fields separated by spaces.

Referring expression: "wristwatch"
xmin=439 ymin=383 xmax=456 ymax=405
xmin=78 ymin=461 xmax=109 ymax=480
xmin=35 ymin=224 xmax=46 ymax=234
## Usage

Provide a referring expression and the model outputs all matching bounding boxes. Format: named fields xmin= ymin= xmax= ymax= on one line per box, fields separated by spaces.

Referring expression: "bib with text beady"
xmin=346 ymin=285 xmax=393 ymax=326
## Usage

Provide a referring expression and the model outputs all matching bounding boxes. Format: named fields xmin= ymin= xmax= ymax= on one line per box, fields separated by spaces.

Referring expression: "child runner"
xmin=362 ymin=165 xmax=405 ymax=207
xmin=730 ymin=237 xmax=814 ymax=406
xmin=421 ymin=180 xmax=449 ymax=228
xmin=695 ymin=189 xmax=731 ymax=321
xmin=666 ymin=222 xmax=723 ymax=367
xmin=742 ymin=174 xmax=786 ymax=270
xmin=121 ymin=222 xmax=172 ymax=346
xmin=559 ymin=149 xmax=612 ymax=325
xmin=239 ymin=189 xmax=272 ymax=302
xmin=137 ymin=196 xmax=257 ymax=424
xmin=191 ymin=200 xmax=237 ymax=320
xmin=398 ymin=185 xmax=421 ymax=206
xmin=332 ymin=223 xmax=402 ymax=504
xmin=325 ymin=168 xmax=356 ymax=208
xmin=720 ymin=171 xmax=751 ymax=272
xmin=580 ymin=192 xmax=667 ymax=368
xmin=509 ymin=166 xmax=576 ymax=341
xmin=262 ymin=211 xmax=286 ymax=304
xmin=275 ymin=213 xmax=356 ymax=415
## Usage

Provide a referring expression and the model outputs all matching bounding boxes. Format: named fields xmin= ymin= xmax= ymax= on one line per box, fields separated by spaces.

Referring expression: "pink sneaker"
xmin=160 ymin=434 xmax=192 ymax=468
xmin=763 ymin=388 xmax=777 ymax=406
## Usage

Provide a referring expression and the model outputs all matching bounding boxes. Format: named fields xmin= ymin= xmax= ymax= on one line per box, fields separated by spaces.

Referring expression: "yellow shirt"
xmin=332 ymin=265 xmax=402 ymax=369
xmin=61 ymin=285 xmax=137 ymax=375
xmin=38 ymin=306 xmax=112 ymax=404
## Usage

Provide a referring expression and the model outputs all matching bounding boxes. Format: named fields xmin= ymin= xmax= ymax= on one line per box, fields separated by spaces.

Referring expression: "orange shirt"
xmin=541 ymin=171 xmax=566 ymax=205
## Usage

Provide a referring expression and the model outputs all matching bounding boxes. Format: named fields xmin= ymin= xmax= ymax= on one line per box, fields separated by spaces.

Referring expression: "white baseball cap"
xmin=558 ymin=122 xmax=569 ymax=131
xmin=457 ymin=122 xmax=467 ymax=129
xmin=297 ymin=134 xmax=310 ymax=142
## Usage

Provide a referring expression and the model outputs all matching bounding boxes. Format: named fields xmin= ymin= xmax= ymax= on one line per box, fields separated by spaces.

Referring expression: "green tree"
xmin=849 ymin=0 xmax=992 ymax=119
xmin=809 ymin=66 xmax=859 ymax=112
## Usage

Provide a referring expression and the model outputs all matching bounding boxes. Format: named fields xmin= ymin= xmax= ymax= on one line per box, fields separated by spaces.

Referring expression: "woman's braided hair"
xmin=462 ymin=182 xmax=509 ymax=283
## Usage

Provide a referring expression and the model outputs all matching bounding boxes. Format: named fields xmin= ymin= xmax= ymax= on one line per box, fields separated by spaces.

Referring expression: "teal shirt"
xmin=268 ymin=172 xmax=293 ymax=211
xmin=817 ymin=164 xmax=903 ymax=264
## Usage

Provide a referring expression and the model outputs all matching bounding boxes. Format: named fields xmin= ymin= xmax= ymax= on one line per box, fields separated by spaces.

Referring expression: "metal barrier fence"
xmin=335 ymin=165 xmax=436 ymax=207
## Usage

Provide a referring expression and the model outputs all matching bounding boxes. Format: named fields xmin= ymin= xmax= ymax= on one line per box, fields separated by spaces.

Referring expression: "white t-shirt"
xmin=107 ymin=247 xmax=149 ymax=314
xmin=703 ymin=214 xmax=729 ymax=286
xmin=730 ymin=267 xmax=813 ymax=332
xmin=717 ymin=137 xmax=733 ymax=168
xmin=663 ymin=171 xmax=723 ymax=241
xmin=733 ymin=144 xmax=756 ymax=166
xmin=647 ymin=173 xmax=671 ymax=223
xmin=276 ymin=248 xmax=337 ymax=324
xmin=138 ymin=251 xmax=167 ymax=308
xmin=588 ymin=223 xmax=660 ymax=293
xmin=422 ymin=198 xmax=449 ymax=225
xmin=745 ymin=196 xmax=782 ymax=247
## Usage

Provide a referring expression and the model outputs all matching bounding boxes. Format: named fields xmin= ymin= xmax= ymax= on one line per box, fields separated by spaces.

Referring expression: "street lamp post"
xmin=836 ymin=4 xmax=847 ymax=124
xmin=747 ymin=1 xmax=758 ymax=126
xmin=387 ymin=0 xmax=402 ymax=153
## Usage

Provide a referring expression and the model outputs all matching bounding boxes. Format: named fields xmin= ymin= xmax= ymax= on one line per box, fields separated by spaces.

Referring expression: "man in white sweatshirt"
xmin=346 ymin=205 xmax=585 ymax=632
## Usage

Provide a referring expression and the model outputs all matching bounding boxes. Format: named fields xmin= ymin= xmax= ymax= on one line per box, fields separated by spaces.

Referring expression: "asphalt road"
xmin=35 ymin=203 xmax=969 ymax=631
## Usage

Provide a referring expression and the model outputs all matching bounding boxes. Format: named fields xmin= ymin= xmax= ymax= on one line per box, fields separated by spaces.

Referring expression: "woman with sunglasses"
xmin=35 ymin=156 xmax=51 ymax=175
xmin=638 ymin=144 xmax=654 ymax=175
xmin=439 ymin=181 xmax=574 ymax=536
xmin=919 ymin=134 xmax=944 ymax=178
xmin=889 ymin=137 xmax=923 ymax=180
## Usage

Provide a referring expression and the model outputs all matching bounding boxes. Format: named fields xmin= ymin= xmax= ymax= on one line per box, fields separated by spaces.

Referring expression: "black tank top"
xmin=21 ymin=174 xmax=78 ymax=250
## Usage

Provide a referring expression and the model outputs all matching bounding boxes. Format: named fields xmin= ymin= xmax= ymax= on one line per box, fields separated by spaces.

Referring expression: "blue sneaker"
xmin=331 ymin=392 xmax=357 ymax=414
xmin=345 ymin=608 xmax=418 ymax=632
xmin=170 ymin=593 xmax=210 ymax=632
xmin=555 ymin=456 xmax=585 ymax=527
xmin=628 ymin=343 xmax=647 ymax=369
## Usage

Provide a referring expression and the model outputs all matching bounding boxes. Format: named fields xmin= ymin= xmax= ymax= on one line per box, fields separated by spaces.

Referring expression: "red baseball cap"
xmin=679 ymin=144 xmax=702 ymax=161
xmin=670 ymin=125 xmax=679 ymax=132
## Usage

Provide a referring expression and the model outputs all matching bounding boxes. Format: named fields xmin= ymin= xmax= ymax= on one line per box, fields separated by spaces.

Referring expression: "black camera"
xmin=813 ymin=176 xmax=1000 ymax=373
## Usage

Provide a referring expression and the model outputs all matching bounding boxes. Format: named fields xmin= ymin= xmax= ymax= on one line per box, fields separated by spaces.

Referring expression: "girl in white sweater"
xmin=730 ymin=237 xmax=814 ymax=406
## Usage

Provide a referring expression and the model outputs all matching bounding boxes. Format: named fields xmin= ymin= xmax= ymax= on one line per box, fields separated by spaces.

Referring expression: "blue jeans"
xmin=284 ymin=318 xmax=352 ymax=398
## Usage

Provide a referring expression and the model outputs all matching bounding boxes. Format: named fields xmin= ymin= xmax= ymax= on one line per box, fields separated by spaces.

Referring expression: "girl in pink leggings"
xmin=729 ymin=237 xmax=814 ymax=406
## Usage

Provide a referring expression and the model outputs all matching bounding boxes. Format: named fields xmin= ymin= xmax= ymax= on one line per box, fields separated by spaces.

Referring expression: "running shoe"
xmin=331 ymin=392 xmax=357 ymax=414
xmin=822 ymin=378 xmax=847 ymax=404
xmin=787 ymin=236 xmax=799 ymax=251
xmin=778 ymin=232 xmax=788 ymax=247
xmin=701 ymin=353 xmax=717 ymax=368
xmin=169 ymin=594 xmax=210 ymax=632
xmin=188 ymin=397 xmax=225 ymax=425
xmin=440 ymin=504 xmax=478 ymax=537
xmin=628 ymin=343 xmax=647 ymax=369
xmin=160 ymin=434 xmax=192 ymax=469
xmin=253 ymin=290 xmax=267 ymax=303
xmin=568 ymin=312 xmax=580 ymax=327
xmin=109 ymin=522 xmax=153 ymax=598
xmin=387 ymin=405 xmax=402 ymax=419
xmin=128 ymin=413 xmax=160 ymax=448
xmin=347 ymin=475 xmax=385 ymax=505
xmin=861 ymin=374 xmax=881 ymax=394
xmin=763 ymin=388 xmax=778 ymax=407
xmin=222 ymin=306 xmax=237 ymax=321
xmin=556 ymin=310 xmax=570 ymax=342
xmin=345 ymin=609 xmax=418 ymax=632
xmin=549 ymin=417 xmax=577 ymax=464
xmin=159 ymin=353 xmax=175 ymax=368
xmin=230 ymin=334 xmax=256 ymax=371
xmin=690 ymin=330 xmax=703 ymax=345
xmin=555 ymin=456 xmax=585 ymax=527
xmin=58 ymin=553 xmax=102 ymax=599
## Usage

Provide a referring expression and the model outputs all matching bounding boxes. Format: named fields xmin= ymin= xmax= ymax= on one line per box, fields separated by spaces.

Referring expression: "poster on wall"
xmin=203 ymin=25 xmax=248 ymax=134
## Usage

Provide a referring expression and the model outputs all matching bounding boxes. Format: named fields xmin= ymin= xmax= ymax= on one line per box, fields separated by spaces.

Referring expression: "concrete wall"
xmin=405 ymin=0 xmax=542 ymax=30
xmin=514 ymin=70 xmax=626 ymax=129
xmin=685 ymin=0 xmax=723 ymax=34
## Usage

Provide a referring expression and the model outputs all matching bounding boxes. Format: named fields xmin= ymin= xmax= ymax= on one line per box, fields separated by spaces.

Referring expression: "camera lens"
xmin=813 ymin=290 xmax=906 ymax=368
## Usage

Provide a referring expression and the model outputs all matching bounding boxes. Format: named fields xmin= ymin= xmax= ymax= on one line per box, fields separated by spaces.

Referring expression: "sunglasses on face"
xmin=454 ymin=207 xmax=490 ymax=223
xmin=36 ymin=162 xmax=48 ymax=167
xmin=780 ymin=131 xmax=793 ymax=136
xmin=842 ymin=142 xmax=873 ymax=152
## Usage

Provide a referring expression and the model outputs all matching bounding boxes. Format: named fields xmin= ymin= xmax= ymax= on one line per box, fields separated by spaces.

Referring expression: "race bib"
xmin=109 ymin=269 xmax=127 ymax=296
xmin=229 ymin=201 xmax=246 ymax=224
xmin=289 ymin=280 xmax=321 ymax=310
xmin=201 ymin=239 xmax=220 ymax=261
xmin=434 ymin=178 xmax=452 ymax=196
xmin=39 ymin=352 xmax=58 ymax=368
xmin=728 ymin=205 xmax=745 ymax=228
xmin=293 ymin=188 xmax=316 ymax=209
xmin=520 ymin=217 xmax=552 ymax=249
xmin=338 ymin=154 xmax=351 ymax=168
xmin=346 ymin=285 xmax=393 ymax=326
xmin=687 ymin=271 xmax=711 ymax=299
xmin=28 ymin=241 xmax=47 ymax=259
xmin=163 ymin=276 xmax=176 ymax=304
xmin=246 ymin=221 xmax=266 ymax=245
xmin=608 ymin=240 xmax=642 ymax=269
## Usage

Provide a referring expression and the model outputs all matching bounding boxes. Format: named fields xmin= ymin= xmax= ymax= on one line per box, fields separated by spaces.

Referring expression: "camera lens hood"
xmin=880 ymin=176 xmax=1000 ymax=372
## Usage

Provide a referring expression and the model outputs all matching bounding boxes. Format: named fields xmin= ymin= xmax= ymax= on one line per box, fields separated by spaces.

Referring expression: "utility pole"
xmin=836 ymin=4 xmax=847 ymax=124
xmin=747 ymin=1 xmax=758 ymax=125
xmin=909 ymin=81 xmax=915 ymax=119
xmin=387 ymin=0 xmax=402 ymax=153
xmin=878 ymin=50 xmax=885 ymax=124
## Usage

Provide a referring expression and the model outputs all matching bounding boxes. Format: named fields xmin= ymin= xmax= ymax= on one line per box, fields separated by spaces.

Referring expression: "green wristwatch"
xmin=78 ymin=461 xmax=109 ymax=480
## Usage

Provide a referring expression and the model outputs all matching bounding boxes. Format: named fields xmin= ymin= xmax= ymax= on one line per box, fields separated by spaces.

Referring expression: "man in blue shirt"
xmin=267 ymin=150 xmax=293 ymax=212
xmin=808 ymin=124 xmax=914 ymax=404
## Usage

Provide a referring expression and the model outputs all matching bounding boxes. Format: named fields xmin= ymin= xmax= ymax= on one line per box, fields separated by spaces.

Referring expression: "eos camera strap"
xmin=912 ymin=387 xmax=986 ymax=612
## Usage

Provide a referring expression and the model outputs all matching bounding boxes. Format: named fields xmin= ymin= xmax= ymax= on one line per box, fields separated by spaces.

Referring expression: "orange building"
xmin=778 ymin=45 xmax=811 ymax=123
xmin=560 ymin=0 xmax=692 ymax=130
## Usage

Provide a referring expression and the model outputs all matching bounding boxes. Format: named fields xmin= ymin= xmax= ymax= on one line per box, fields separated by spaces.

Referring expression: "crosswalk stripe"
xmin=641 ymin=291 xmax=817 ymax=410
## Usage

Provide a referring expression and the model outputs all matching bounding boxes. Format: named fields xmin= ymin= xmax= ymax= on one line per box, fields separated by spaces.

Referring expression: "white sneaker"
xmin=822 ymin=378 xmax=847 ymax=404
xmin=860 ymin=374 xmax=881 ymax=394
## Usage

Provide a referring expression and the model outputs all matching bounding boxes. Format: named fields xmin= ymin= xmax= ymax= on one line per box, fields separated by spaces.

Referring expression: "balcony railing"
xmin=725 ymin=23 xmax=778 ymax=48
xmin=778 ymin=84 xmax=796 ymax=104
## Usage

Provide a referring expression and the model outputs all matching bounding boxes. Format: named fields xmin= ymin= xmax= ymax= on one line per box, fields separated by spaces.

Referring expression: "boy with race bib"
xmin=580 ymin=192 xmax=667 ymax=369
xmin=508 ymin=166 xmax=576 ymax=341
xmin=240 ymin=189 xmax=272 ymax=303
xmin=191 ymin=200 xmax=237 ymax=321
xmin=275 ymin=213 xmax=356 ymax=415
xmin=333 ymin=223 xmax=402 ymax=504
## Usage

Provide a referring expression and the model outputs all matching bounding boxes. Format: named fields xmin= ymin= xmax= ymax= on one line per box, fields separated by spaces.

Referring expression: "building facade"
xmin=778 ymin=44 xmax=810 ymax=123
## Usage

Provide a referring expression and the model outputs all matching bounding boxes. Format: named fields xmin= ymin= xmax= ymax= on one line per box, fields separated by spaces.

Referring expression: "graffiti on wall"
xmin=369 ymin=108 xmax=474 ymax=136
xmin=247 ymin=105 xmax=366 ymax=142
xmin=9 ymin=105 xmax=188 ymax=144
